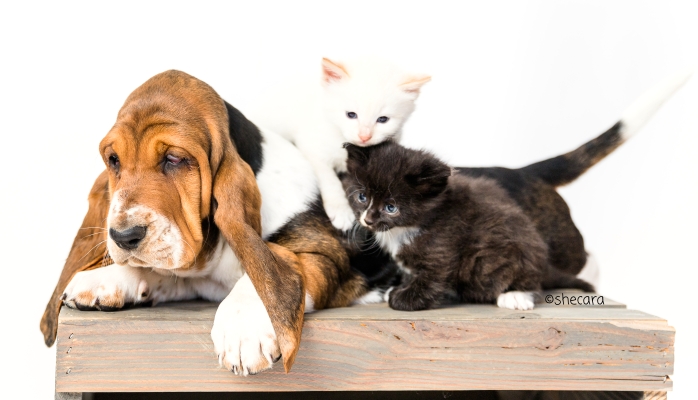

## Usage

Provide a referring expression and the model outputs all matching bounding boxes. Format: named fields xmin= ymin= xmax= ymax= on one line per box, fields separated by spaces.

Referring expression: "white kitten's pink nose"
xmin=359 ymin=127 xmax=372 ymax=143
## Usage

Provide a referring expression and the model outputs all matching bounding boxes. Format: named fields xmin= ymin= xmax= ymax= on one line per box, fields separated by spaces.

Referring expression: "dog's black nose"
xmin=109 ymin=226 xmax=147 ymax=250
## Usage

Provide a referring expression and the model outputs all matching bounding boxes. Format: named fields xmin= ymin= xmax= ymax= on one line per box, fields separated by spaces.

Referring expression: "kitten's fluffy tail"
xmin=542 ymin=266 xmax=595 ymax=293
xmin=522 ymin=69 xmax=693 ymax=187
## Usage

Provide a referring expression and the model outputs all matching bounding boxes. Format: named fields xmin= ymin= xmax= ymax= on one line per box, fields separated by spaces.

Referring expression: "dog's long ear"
xmin=40 ymin=170 xmax=112 ymax=347
xmin=211 ymin=146 xmax=305 ymax=373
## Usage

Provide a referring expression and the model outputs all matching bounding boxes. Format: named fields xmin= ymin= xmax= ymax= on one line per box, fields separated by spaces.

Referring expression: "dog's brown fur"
xmin=267 ymin=200 xmax=369 ymax=309
xmin=40 ymin=70 xmax=360 ymax=372
xmin=40 ymin=171 xmax=112 ymax=346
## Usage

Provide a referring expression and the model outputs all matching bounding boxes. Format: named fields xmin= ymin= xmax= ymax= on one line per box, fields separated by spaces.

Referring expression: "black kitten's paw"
xmin=388 ymin=286 xmax=432 ymax=311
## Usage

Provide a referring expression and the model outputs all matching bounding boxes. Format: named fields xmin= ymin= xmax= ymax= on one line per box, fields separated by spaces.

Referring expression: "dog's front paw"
xmin=497 ymin=291 xmax=535 ymax=311
xmin=211 ymin=274 xmax=281 ymax=376
xmin=62 ymin=264 xmax=149 ymax=311
xmin=324 ymin=196 xmax=357 ymax=231
xmin=388 ymin=285 xmax=432 ymax=311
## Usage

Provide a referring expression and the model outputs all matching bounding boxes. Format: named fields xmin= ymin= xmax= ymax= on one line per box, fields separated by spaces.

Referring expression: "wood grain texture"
xmin=643 ymin=391 xmax=668 ymax=400
xmin=54 ymin=392 xmax=82 ymax=400
xmin=55 ymin=294 xmax=672 ymax=393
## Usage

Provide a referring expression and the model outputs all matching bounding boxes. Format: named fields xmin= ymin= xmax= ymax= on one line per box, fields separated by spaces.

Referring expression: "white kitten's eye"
xmin=384 ymin=204 xmax=398 ymax=214
xmin=377 ymin=116 xmax=389 ymax=123
xmin=358 ymin=193 xmax=367 ymax=203
xmin=346 ymin=112 xmax=357 ymax=119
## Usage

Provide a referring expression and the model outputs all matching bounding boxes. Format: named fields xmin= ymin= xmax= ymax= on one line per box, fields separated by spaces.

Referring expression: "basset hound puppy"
xmin=39 ymin=70 xmax=373 ymax=375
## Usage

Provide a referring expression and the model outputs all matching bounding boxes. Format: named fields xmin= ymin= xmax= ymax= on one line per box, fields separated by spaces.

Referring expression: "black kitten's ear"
xmin=343 ymin=142 xmax=370 ymax=163
xmin=406 ymin=156 xmax=452 ymax=197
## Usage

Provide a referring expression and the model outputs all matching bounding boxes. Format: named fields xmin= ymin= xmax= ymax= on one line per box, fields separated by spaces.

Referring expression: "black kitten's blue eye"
xmin=377 ymin=116 xmax=389 ymax=123
xmin=347 ymin=112 xmax=357 ymax=119
xmin=384 ymin=204 xmax=398 ymax=214
xmin=358 ymin=193 xmax=367 ymax=203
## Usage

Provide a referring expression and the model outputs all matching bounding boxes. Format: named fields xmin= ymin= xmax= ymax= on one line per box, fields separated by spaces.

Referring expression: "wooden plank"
xmin=644 ymin=391 xmax=668 ymax=400
xmin=55 ymin=392 xmax=82 ymax=400
xmin=56 ymin=294 xmax=630 ymax=325
xmin=55 ymin=298 xmax=672 ymax=393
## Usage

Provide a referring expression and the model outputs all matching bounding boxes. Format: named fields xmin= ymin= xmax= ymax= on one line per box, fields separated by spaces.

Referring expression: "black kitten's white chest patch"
xmin=374 ymin=227 xmax=420 ymax=272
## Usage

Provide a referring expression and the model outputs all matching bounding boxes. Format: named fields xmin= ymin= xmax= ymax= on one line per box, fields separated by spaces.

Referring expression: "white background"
xmin=1 ymin=1 xmax=696 ymax=398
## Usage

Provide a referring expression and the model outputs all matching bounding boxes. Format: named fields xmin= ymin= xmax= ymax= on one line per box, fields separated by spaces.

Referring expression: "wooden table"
xmin=54 ymin=292 xmax=673 ymax=399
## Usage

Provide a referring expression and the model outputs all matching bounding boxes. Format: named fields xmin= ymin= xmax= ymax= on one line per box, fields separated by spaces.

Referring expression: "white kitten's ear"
xmin=400 ymin=74 xmax=432 ymax=94
xmin=321 ymin=58 xmax=349 ymax=84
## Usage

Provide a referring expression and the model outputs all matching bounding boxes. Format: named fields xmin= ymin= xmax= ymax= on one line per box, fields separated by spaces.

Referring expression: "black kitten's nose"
xmin=364 ymin=216 xmax=375 ymax=226
xmin=109 ymin=226 xmax=147 ymax=250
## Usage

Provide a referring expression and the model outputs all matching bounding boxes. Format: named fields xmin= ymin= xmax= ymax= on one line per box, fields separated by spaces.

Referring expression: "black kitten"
xmin=344 ymin=141 xmax=593 ymax=311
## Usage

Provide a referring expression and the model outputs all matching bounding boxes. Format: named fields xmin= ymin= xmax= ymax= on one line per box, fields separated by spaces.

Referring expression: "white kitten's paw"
xmin=324 ymin=197 xmax=356 ymax=231
xmin=62 ymin=264 xmax=149 ymax=311
xmin=211 ymin=274 xmax=280 ymax=376
xmin=497 ymin=291 xmax=535 ymax=311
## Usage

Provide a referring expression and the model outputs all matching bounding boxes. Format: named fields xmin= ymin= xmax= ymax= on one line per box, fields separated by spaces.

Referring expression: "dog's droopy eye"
xmin=166 ymin=154 xmax=183 ymax=166
xmin=358 ymin=193 xmax=367 ymax=203
xmin=108 ymin=154 xmax=120 ymax=169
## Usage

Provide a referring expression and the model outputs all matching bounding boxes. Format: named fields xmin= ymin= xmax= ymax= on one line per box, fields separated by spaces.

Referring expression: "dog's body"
xmin=41 ymin=70 xmax=366 ymax=375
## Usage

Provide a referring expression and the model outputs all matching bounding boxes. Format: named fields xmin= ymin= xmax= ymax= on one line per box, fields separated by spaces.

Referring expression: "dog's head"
xmin=99 ymin=71 xmax=247 ymax=270
xmin=41 ymin=71 xmax=304 ymax=372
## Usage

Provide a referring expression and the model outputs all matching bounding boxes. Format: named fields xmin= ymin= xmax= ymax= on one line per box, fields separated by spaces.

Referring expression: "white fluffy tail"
xmin=620 ymin=68 xmax=693 ymax=140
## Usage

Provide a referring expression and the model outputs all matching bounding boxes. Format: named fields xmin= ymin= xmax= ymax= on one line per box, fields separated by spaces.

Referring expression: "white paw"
xmin=211 ymin=274 xmax=280 ymax=376
xmin=63 ymin=264 xmax=149 ymax=310
xmin=351 ymin=288 xmax=387 ymax=305
xmin=324 ymin=196 xmax=356 ymax=231
xmin=497 ymin=291 xmax=535 ymax=311
xmin=383 ymin=287 xmax=394 ymax=302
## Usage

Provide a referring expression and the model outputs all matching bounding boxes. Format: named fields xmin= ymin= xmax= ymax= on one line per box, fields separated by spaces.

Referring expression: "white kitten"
xmin=250 ymin=57 xmax=430 ymax=231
